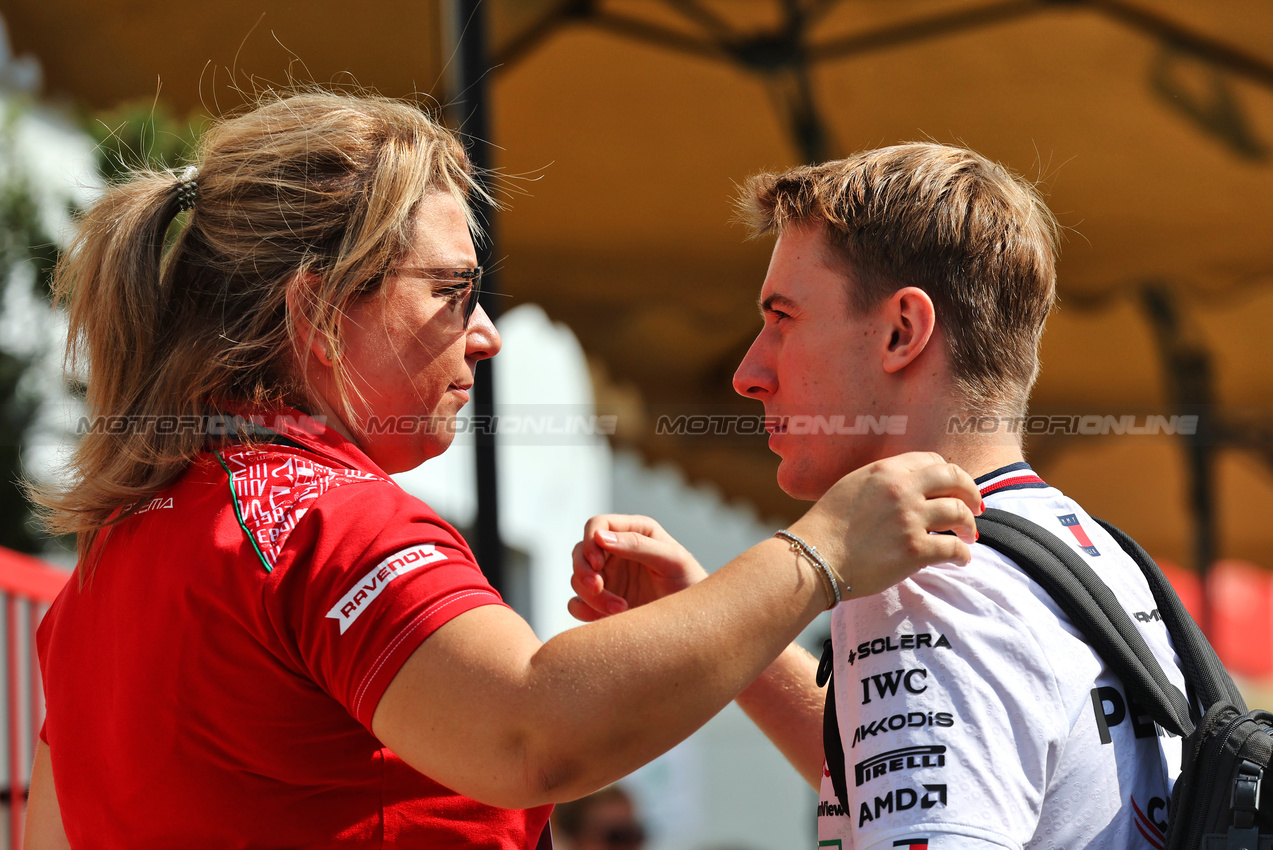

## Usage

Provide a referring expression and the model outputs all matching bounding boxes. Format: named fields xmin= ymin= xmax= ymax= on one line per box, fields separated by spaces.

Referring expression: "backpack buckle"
xmin=1233 ymin=759 xmax=1263 ymax=828
xmin=1228 ymin=759 xmax=1263 ymax=849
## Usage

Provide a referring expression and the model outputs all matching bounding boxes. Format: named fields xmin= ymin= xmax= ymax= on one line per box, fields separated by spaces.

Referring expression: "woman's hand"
xmin=568 ymin=452 xmax=979 ymax=620
xmin=568 ymin=515 xmax=709 ymax=622
xmin=788 ymin=451 xmax=982 ymax=599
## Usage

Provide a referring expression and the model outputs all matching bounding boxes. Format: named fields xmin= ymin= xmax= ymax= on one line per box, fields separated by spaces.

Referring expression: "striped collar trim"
xmin=975 ymin=461 xmax=1049 ymax=497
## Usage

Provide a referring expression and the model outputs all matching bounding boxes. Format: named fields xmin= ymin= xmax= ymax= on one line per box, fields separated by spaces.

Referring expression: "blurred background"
xmin=0 ymin=1 xmax=1270 ymax=847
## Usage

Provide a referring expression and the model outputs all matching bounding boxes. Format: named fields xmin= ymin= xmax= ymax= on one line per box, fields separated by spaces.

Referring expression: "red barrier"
xmin=1157 ymin=558 xmax=1273 ymax=679
xmin=0 ymin=548 xmax=69 ymax=849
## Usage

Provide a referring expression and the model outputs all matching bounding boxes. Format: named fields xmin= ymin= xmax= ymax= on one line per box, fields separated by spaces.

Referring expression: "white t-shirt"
xmin=817 ymin=462 xmax=1186 ymax=850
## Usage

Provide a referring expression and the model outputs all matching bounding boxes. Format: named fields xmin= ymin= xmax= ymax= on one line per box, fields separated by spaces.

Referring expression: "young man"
xmin=572 ymin=143 xmax=1187 ymax=848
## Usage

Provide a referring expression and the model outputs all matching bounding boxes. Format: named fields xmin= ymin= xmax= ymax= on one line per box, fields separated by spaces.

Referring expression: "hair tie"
xmin=176 ymin=166 xmax=199 ymax=212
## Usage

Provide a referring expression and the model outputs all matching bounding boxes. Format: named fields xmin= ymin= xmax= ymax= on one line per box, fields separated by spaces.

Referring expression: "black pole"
xmin=452 ymin=0 xmax=504 ymax=594
xmin=1140 ymin=283 xmax=1215 ymax=638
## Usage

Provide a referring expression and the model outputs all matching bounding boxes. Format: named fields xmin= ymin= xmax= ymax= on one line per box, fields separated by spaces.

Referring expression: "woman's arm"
xmin=25 ymin=741 xmax=70 ymax=850
xmin=372 ymin=454 xmax=978 ymax=808
xmin=568 ymin=516 xmax=827 ymax=788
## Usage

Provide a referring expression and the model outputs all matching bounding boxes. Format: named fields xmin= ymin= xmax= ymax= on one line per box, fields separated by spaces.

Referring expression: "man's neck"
xmin=877 ymin=376 xmax=1031 ymax=483
xmin=885 ymin=408 xmax=1028 ymax=482
xmin=939 ymin=442 xmax=1028 ymax=482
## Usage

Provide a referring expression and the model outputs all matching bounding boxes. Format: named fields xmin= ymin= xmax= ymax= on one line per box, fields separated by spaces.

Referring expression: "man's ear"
xmin=880 ymin=286 xmax=937 ymax=375
xmin=286 ymin=272 xmax=335 ymax=367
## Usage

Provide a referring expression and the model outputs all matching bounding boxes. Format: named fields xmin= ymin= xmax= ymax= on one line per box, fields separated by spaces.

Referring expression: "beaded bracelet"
xmin=774 ymin=529 xmax=843 ymax=609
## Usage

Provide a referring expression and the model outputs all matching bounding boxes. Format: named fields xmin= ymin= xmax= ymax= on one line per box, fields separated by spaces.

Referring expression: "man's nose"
xmin=732 ymin=334 xmax=775 ymax=399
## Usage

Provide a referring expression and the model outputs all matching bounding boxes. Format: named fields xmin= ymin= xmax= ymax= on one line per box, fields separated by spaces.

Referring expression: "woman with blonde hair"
xmin=26 ymin=90 xmax=981 ymax=848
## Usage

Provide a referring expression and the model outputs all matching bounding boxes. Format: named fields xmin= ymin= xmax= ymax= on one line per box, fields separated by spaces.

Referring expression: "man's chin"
xmin=775 ymin=462 xmax=832 ymax=502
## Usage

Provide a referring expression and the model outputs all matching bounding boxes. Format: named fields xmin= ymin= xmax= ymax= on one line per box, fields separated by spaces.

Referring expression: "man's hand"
xmin=568 ymin=515 xmax=709 ymax=622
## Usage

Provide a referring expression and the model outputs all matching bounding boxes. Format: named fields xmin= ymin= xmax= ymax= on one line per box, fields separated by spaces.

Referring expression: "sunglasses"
xmin=395 ymin=266 xmax=484 ymax=328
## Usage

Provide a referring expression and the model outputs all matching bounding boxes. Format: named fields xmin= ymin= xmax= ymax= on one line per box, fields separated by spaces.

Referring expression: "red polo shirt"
xmin=37 ymin=409 xmax=551 ymax=848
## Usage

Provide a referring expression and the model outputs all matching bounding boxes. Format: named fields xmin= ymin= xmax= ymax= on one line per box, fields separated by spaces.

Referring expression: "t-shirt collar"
xmin=975 ymin=461 xmax=1049 ymax=497
xmin=215 ymin=403 xmax=393 ymax=481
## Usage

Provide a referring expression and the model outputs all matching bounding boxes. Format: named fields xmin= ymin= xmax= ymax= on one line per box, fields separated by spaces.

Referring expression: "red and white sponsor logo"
xmin=222 ymin=448 xmax=379 ymax=570
xmin=134 ymin=495 xmax=175 ymax=515
xmin=327 ymin=544 xmax=447 ymax=634
xmin=1131 ymin=795 xmax=1166 ymax=849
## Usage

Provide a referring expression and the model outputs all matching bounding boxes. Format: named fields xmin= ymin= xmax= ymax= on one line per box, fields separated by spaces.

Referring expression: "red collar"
xmin=215 ymin=404 xmax=393 ymax=481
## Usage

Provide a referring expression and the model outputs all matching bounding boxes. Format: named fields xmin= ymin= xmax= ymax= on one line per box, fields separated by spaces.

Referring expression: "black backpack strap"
xmin=975 ymin=508 xmax=1193 ymax=737
xmin=1093 ymin=518 xmax=1247 ymax=713
xmin=819 ymin=510 xmax=1224 ymax=817
xmin=818 ymin=639 xmax=853 ymax=817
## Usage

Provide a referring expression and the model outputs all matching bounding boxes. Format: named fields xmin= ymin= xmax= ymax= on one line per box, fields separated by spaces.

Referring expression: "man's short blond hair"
xmin=742 ymin=143 xmax=1059 ymax=416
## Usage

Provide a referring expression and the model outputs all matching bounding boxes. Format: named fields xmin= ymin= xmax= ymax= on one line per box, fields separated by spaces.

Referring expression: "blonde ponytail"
xmin=30 ymin=91 xmax=479 ymax=571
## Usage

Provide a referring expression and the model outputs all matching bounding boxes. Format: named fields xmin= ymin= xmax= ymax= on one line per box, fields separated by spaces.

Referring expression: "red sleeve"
xmin=263 ymin=481 xmax=505 ymax=732
xmin=35 ymin=595 xmax=57 ymax=745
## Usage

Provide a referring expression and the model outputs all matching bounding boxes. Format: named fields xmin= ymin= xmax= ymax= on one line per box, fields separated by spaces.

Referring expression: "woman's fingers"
xmin=575 ymin=514 xmax=668 ymax=573
xmin=916 ymin=530 xmax=973 ymax=568
xmin=912 ymin=458 xmax=981 ymax=506
xmin=588 ymin=529 xmax=695 ymax=577
xmin=567 ymin=514 xmax=708 ymax=622
xmin=580 ymin=514 xmax=668 ymax=544
xmin=570 ymin=541 xmax=601 ymax=590
xmin=569 ymin=549 xmax=628 ymax=618
xmin=566 ymin=595 xmax=616 ymax=623
xmin=917 ymin=496 xmax=980 ymax=546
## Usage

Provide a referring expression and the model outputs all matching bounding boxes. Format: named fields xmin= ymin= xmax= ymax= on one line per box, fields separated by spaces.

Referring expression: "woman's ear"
xmin=286 ymin=272 xmax=336 ymax=367
xmin=880 ymin=286 xmax=937 ymax=375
